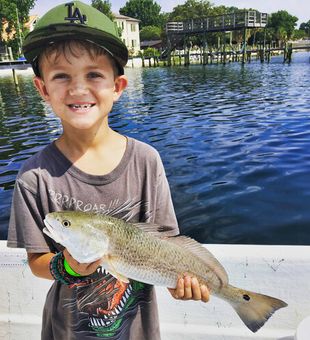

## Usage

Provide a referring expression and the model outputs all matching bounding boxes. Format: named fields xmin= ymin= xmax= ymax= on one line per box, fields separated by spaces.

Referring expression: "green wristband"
xmin=63 ymin=258 xmax=82 ymax=277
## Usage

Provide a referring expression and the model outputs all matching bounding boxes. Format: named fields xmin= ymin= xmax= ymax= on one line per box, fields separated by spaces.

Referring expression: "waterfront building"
xmin=114 ymin=14 xmax=141 ymax=55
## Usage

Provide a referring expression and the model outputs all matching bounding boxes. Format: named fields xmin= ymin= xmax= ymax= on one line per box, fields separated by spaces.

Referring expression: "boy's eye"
xmin=52 ymin=73 xmax=69 ymax=80
xmin=87 ymin=72 xmax=103 ymax=79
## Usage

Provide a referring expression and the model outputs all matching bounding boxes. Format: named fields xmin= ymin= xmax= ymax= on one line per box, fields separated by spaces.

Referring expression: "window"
xmin=130 ymin=24 xmax=136 ymax=32
xmin=131 ymin=40 xmax=137 ymax=47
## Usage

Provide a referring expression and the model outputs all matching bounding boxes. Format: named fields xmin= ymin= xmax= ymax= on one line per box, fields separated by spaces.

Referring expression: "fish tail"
xmin=221 ymin=284 xmax=287 ymax=333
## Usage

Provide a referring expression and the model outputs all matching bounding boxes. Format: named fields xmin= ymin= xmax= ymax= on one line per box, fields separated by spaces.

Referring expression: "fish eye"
xmin=62 ymin=220 xmax=71 ymax=228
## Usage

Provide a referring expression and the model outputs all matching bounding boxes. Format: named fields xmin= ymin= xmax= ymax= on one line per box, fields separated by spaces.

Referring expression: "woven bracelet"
xmin=49 ymin=252 xmax=90 ymax=286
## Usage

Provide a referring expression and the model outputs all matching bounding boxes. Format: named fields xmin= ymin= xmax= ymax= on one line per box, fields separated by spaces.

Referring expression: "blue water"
xmin=1 ymin=52 xmax=310 ymax=244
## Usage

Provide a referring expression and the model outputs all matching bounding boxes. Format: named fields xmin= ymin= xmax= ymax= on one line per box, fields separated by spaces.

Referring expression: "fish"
xmin=43 ymin=211 xmax=287 ymax=333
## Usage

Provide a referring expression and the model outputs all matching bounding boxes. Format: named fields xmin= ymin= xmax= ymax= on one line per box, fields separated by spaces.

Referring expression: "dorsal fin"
xmin=133 ymin=222 xmax=177 ymax=237
xmin=165 ymin=236 xmax=229 ymax=286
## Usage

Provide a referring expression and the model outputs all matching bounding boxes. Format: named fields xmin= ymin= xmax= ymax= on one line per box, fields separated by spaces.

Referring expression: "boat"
xmin=0 ymin=241 xmax=309 ymax=339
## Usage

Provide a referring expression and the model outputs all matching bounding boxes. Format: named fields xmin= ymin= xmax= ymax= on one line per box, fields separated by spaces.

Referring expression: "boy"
xmin=7 ymin=2 xmax=209 ymax=339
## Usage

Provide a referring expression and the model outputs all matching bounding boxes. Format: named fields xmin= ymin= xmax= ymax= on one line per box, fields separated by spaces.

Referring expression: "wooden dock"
xmin=166 ymin=10 xmax=268 ymax=34
xmin=0 ymin=60 xmax=31 ymax=86
xmin=164 ymin=12 xmax=310 ymax=66
xmin=0 ymin=59 xmax=31 ymax=70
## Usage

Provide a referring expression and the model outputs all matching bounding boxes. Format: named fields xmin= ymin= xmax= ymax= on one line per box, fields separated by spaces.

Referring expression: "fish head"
xmin=43 ymin=211 xmax=109 ymax=263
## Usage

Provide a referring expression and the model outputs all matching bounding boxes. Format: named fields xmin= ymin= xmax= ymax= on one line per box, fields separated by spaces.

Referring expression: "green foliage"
xmin=299 ymin=20 xmax=310 ymax=38
xmin=299 ymin=20 xmax=310 ymax=31
xmin=293 ymin=29 xmax=307 ymax=40
xmin=168 ymin=0 xmax=213 ymax=21
xmin=141 ymin=47 xmax=160 ymax=57
xmin=267 ymin=10 xmax=298 ymax=41
xmin=91 ymin=0 xmax=114 ymax=21
xmin=0 ymin=0 xmax=35 ymax=55
xmin=119 ymin=0 xmax=162 ymax=28
xmin=0 ymin=0 xmax=35 ymax=28
xmin=140 ymin=26 xmax=162 ymax=41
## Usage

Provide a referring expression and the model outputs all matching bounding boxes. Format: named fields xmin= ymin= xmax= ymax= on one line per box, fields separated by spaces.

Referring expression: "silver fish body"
xmin=44 ymin=211 xmax=287 ymax=333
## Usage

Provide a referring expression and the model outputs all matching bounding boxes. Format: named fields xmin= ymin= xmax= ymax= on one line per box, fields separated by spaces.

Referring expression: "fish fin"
xmin=223 ymin=284 xmax=288 ymax=332
xmin=133 ymin=222 xmax=177 ymax=237
xmin=104 ymin=255 xmax=130 ymax=283
xmin=107 ymin=269 xmax=130 ymax=283
xmin=165 ymin=236 xmax=229 ymax=286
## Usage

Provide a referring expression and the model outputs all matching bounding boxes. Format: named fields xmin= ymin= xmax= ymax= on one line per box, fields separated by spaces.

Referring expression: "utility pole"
xmin=16 ymin=7 xmax=23 ymax=56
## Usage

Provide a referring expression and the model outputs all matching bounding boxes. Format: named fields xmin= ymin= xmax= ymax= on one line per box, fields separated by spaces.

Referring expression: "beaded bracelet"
xmin=49 ymin=252 xmax=91 ymax=286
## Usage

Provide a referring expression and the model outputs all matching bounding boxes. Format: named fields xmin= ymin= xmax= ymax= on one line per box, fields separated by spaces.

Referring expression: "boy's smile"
xmin=34 ymin=44 xmax=127 ymax=134
xmin=68 ymin=102 xmax=96 ymax=113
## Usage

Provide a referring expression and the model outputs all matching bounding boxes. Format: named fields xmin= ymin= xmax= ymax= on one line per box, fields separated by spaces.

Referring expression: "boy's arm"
xmin=27 ymin=250 xmax=102 ymax=280
xmin=168 ymin=276 xmax=210 ymax=303
xmin=27 ymin=252 xmax=55 ymax=280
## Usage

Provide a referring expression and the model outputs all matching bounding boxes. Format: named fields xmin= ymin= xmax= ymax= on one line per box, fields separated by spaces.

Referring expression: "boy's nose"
xmin=68 ymin=81 xmax=89 ymax=96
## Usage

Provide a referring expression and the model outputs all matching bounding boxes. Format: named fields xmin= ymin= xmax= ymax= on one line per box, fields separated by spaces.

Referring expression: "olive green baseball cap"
xmin=23 ymin=1 xmax=128 ymax=75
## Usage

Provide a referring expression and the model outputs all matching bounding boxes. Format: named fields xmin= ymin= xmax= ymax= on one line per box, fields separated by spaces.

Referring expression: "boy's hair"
xmin=38 ymin=40 xmax=121 ymax=78
xmin=22 ymin=1 xmax=128 ymax=77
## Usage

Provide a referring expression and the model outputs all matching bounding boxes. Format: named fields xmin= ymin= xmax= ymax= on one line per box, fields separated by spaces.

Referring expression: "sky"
xmin=31 ymin=0 xmax=309 ymax=27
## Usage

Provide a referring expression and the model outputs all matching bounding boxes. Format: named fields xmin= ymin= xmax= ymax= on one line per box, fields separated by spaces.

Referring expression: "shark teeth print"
xmin=89 ymin=277 xmax=133 ymax=328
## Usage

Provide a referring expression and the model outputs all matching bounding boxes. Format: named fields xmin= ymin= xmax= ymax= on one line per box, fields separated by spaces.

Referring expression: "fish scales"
xmin=43 ymin=211 xmax=287 ymax=333
xmin=99 ymin=216 xmax=223 ymax=288
xmin=98 ymin=217 xmax=186 ymax=286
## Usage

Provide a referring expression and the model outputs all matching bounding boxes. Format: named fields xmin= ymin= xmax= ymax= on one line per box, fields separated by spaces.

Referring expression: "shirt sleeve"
xmin=153 ymin=153 xmax=179 ymax=236
xmin=7 ymin=177 xmax=51 ymax=253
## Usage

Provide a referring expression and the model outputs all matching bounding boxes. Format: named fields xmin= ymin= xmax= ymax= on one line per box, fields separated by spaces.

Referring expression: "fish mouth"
xmin=43 ymin=217 xmax=53 ymax=236
xmin=43 ymin=217 xmax=62 ymax=244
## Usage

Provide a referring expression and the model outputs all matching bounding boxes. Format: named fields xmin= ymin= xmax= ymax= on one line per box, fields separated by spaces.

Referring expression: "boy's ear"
xmin=113 ymin=75 xmax=128 ymax=102
xmin=33 ymin=76 xmax=50 ymax=102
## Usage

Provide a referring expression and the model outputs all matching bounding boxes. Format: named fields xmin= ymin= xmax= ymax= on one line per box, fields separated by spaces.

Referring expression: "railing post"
xmin=167 ymin=35 xmax=172 ymax=67
xmin=242 ymin=28 xmax=247 ymax=64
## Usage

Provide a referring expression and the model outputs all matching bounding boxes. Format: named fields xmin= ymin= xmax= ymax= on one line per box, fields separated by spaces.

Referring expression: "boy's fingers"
xmin=191 ymin=277 xmax=202 ymax=300
xmin=86 ymin=258 xmax=102 ymax=272
xmin=175 ymin=277 xmax=184 ymax=299
xmin=183 ymin=276 xmax=193 ymax=299
xmin=168 ymin=277 xmax=210 ymax=303
xmin=201 ymin=285 xmax=210 ymax=303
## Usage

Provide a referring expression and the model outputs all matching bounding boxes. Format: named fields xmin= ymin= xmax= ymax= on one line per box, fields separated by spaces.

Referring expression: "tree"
xmin=168 ymin=0 xmax=213 ymax=21
xmin=268 ymin=10 xmax=298 ymax=42
xmin=119 ymin=0 xmax=162 ymax=29
xmin=299 ymin=20 xmax=310 ymax=31
xmin=293 ymin=29 xmax=307 ymax=40
xmin=91 ymin=0 xmax=114 ymax=21
xmin=140 ymin=25 xmax=161 ymax=41
xmin=299 ymin=20 xmax=310 ymax=38
xmin=0 ymin=0 xmax=35 ymax=55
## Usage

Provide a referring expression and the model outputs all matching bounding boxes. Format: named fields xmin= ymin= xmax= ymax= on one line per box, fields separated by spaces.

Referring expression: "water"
xmin=1 ymin=52 xmax=310 ymax=244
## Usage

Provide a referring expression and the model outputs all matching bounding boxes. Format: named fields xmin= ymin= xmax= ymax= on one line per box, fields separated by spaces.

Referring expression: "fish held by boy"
xmin=43 ymin=211 xmax=287 ymax=333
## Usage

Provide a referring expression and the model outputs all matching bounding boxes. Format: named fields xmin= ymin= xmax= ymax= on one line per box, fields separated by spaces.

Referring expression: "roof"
xmin=24 ymin=15 xmax=39 ymax=29
xmin=113 ymin=13 xmax=140 ymax=22
xmin=140 ymin=40 xmax=162 ymax=47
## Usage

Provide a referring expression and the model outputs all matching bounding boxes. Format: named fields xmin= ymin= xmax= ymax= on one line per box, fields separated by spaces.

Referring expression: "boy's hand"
xmin=63 ymin=249 xmax=101 ymax=276
xmin=168 ymin=276 xmax=210 ymax=302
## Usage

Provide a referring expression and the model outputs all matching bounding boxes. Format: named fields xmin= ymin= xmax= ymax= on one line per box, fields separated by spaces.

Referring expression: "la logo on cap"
xmin=64 ymin=2 xmax=87 ymax=24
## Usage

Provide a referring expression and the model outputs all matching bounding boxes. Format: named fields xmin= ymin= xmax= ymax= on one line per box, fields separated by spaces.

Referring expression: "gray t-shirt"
xmin=7 ymin=137 xmax=179 ymax=340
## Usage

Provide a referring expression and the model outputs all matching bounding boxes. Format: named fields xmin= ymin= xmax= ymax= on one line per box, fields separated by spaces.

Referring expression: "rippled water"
xmin=1 ymin=52 xmax=310 ymax=244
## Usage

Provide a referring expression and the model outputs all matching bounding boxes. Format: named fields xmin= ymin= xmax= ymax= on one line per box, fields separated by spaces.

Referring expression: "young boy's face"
xmin=34 ymin=44 xmax=127 ymax=132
